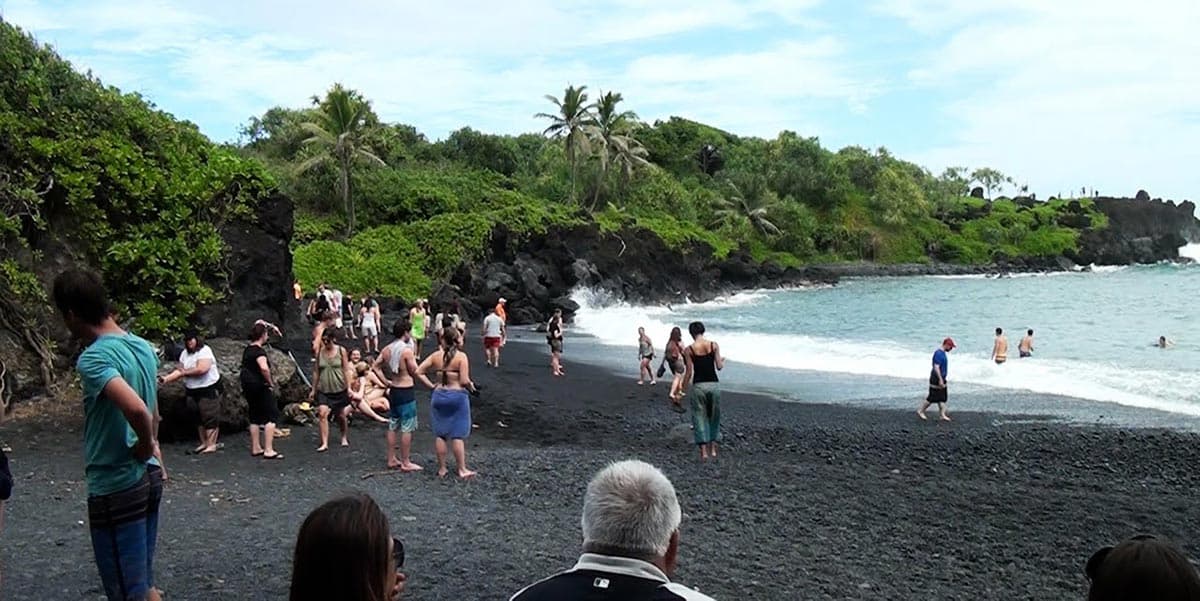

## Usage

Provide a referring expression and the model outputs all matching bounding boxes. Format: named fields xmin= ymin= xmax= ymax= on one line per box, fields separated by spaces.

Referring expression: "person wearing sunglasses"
xmin=1086 ymin=534 xmax=1200 ymax=600
xmin=291 ymin=493 xmax=407 ymax=601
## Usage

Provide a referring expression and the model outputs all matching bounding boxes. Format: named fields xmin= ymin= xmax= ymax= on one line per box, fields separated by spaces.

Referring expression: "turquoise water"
xmin=569 ymin=261 xmax=1200 ymax=427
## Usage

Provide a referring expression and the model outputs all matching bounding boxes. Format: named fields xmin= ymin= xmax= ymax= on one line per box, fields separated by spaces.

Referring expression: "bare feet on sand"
xmin=940 ymin=415 xmax=952 ymax=422
xmin=401 ymin=462 xmax=424 ymax=472
xmin=316 ymin=444 xmax=328 ymax=452
xmin=917 ymin=411 xmax=928 ymax=420
xmin=341 ymin=438 xmax=350 ymax=447
xmin=458 ymin=469 xmax=477 ymax=479
xmin=437 ymin=468 xmax=449 ymax=478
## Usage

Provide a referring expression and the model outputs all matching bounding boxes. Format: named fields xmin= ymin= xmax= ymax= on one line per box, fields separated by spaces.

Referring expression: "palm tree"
xmin=296 ymin=84 xmax=385 ymax=236
xmin=715 ymin=176 xmax=780 ymax=237
xmin=535 ymin=85 xmax=593 ymax=202
xmin=585 ymin=91 xmax=650 ymax=209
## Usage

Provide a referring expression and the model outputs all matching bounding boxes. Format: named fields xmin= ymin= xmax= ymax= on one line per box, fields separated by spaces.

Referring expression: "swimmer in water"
xmin=991 ymin=327 xmax=1008 ymax=365
xmin=1018 ymin=329 xmax=1034 ymax=358
xmin=1157 ymin=336 xmax=1174 ymax=348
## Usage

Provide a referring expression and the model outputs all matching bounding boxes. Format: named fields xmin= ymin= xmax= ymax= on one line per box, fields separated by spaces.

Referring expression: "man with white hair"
xmin=510 ymin=459 xmax=715 ymax=600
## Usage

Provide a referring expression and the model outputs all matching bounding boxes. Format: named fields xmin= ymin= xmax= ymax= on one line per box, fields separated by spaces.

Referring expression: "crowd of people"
xmin=633 ymin=323 xmax=726 ymax=461
xmin=8 ymin=268 xmax=1195 ymax=600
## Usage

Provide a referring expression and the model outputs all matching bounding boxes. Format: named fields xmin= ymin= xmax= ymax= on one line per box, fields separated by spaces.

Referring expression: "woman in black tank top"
xmin=682 ymin=321 xmax=724 ymax=461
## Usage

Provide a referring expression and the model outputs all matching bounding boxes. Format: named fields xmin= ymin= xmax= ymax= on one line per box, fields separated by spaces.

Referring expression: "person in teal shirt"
xmin=53 ymin=269 xmax=163 ymax=601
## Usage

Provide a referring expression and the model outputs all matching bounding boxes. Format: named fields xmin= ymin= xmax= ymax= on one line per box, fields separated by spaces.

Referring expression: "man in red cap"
xmin=919 ymin=337 xmax=955 ymax=421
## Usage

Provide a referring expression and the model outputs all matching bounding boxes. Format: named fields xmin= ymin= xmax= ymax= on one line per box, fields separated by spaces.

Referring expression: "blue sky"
xmin=2 ymin=0 xmax=1198 ymax=200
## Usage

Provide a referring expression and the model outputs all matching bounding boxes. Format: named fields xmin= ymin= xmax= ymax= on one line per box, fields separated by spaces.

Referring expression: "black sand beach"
xmin=3 ymin=328 xmax=1200 ymax=600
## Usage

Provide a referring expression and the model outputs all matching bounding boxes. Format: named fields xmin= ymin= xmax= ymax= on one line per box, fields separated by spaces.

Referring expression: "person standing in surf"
xmin=919 ymin=338 xmax=955 ymax=421
xmin=547 ymin=308 xmax=565 ymax=377
xmin=637 ymin=327 xmax=656 ymax=386
xmin=682 ymin=321 xmax=724 ymax=460
xmin=416 ymin=329 xmax=478 ymax=479
xmin=991 ymin=327 xmax=1008 ymax=365
xmin=1019 ymin=329 xmax=1035 ymax=358
xmin=372 ymin=320 xmax=423 ymax=472
xmin=409 ymin=301 xmax=427 ymax=359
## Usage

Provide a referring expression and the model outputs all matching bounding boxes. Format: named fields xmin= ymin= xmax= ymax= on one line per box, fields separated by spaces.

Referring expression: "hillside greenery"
xmin=249 ymin=84 xmax=1105 ymax=298
xmin=0 ymin=19 xmax=274 ymax=364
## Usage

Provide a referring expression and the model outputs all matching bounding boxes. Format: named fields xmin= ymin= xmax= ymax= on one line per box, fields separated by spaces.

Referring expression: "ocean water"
xmin=564 ymin=247 xmax=1200 ymax=429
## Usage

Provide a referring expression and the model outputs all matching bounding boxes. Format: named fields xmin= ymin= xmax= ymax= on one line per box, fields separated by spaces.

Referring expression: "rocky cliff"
xmin=1075 ymin=197 xmax=1200 ymax=265
xmin=196 ymin=192 xmax=295 ymax=338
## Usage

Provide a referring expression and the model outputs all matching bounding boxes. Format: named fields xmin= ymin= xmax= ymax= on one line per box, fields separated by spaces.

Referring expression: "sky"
xmin=2 ymin=0 xmax=1198 ymax=201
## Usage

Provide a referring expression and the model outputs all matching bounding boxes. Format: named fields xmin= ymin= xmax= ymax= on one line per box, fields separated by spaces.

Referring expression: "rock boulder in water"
xmin=157 ymin=338 xmax=300 ymax=440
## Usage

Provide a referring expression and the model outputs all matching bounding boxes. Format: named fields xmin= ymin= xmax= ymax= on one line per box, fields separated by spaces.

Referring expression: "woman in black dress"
xmin=242 ymin=321 xmax=283 ymax=459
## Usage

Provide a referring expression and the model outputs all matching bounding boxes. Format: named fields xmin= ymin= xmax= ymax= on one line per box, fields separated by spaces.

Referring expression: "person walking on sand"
xmin=682 ymin=322 xmax=724 ymax=461
xmin=360 ymin=299 xmax=380 ymax=355
xmin=495 ymin=298 xmax=509 ymax=344
xmin=1019 ymin=329 xmax=1035 ymax=358
xmin=373 ymin=320 xmax=424 ymax=472
xmin=482 ymin=306 xmax=506 ymax=368
xmin=919 ymin=338 xmax=956 ymax=422
xmin=409 ymin=301 xmax=427 ymax=358
xmin=311 ymin=329 xmax=354 ymax=452
xmin=342 ymin=294 xmax=357 ymax=340
xmin=416 ymin=329 xmax=478 ymax=479
xmin=52 ymin=269 xmax=165 ymax=601
xmin=242 ymin=322 xmax=283 ymax=460
xmin=161 ymin=332 xmax=223 ymax=455
xmin=547 ymin=308 xmax=565 ymax=377
xmin=991 ymin=327 xmax=1008 ymax=365
xmin=637 ymin=327 xmax=657 ymax=385
xmin=665 ymin=327 xmax=686 ymax=411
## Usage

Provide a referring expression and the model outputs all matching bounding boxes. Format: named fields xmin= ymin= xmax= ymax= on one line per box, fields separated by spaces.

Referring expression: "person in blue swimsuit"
xmin=416 ymin=329 xmax=479 ymax=479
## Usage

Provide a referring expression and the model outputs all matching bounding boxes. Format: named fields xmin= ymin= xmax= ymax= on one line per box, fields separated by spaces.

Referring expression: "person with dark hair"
xmin=547 ymin=309 xmax=565 ymax=377
xmin=1019 ymin=329 xmax=1035 ymax=358
xmin=311 ymin=284 xmax=331 ymax=323
xmin=682 ymin=321 xmax=724 ymax=461
xmin=242 ymin=322 xmax=282 ymax=460
xmin=312 ymin=311 xmax=337 ymax=357
xmin=290 ymin=493 xmax=406 ymax=601
xmin=360 ymin=298 xmax=381 ymax=355
xmin=311 ymin=329 xmax=354 ymax=452
xmin=1086 ymin=534 xmax=1200 ymax=600
xmin=162 ymin=332 xmax=223 ymax=455
xmin=374 ymin=320 xmax=423 ymax=472
xmin=919 ymin=338 xmax=956 ymax=422
xmin=664 ymin=327 xmax=686 ymax=411
xmin=416 ymin=329 xmax=477 ymax=479
xmin=347 ymin=349 xmax=389 ymax=423
xmin=991 ymin=327 xmax=1008 ymax=365
xmin=342 ymin=294 xmax=358 ymax=341
xmin=52 ymin=269 xmax=164 ymax=601
xmin=637 ymin=327 xmax=656 ymax=386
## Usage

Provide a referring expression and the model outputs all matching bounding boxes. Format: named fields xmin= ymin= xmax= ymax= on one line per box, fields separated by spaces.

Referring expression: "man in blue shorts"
xmin=53 ymin=269 xmax=163 ymax=601
xmin=918 ymin=337 xmax=955 ymax=422
xmin=373 ymin=320 xmax=423 ymax=472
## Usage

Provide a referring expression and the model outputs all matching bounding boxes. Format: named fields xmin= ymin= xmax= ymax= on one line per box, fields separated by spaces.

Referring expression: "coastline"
xmin=4 ymin=331 xmax=1200 ymax=599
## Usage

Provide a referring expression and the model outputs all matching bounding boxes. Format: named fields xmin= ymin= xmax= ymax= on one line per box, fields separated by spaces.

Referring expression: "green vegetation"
xmin=0 ymin=21 xmax=273 ymax=351
xmin=246 ymin=82 xmax=1107 ymax=296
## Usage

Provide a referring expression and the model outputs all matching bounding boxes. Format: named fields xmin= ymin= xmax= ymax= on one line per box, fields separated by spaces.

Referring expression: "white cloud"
xmin=0 ymin=0 xmax=866 ymax=143
xmin=879 ymin=0 xmax=1200 ymax=200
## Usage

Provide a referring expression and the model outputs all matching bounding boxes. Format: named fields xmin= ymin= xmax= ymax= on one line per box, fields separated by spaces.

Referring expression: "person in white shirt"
xmin=330 ymin=289 xmax=345 ymax=331
xmin=162 ymin=332 xmax=224 ymax=454
xmin=482 ymin=308 xmax=506 ymax=368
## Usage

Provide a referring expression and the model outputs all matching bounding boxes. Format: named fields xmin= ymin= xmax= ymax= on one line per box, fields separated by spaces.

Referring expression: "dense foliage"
xmin=0 ymin=21 xmax=274 ymax=338
xmin=249 ymin=86 xmax=1105 ymax=298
